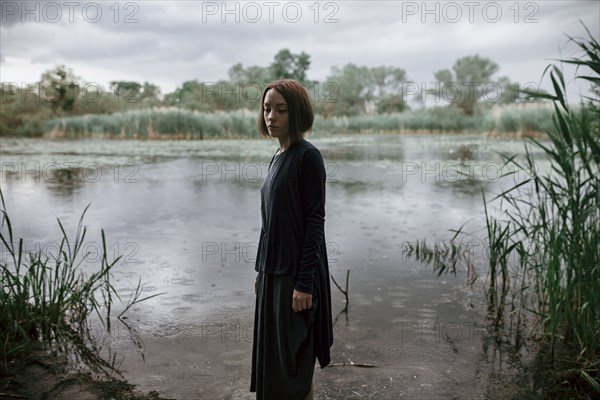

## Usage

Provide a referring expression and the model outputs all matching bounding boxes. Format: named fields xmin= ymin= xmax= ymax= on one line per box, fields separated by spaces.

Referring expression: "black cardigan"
xmin=255 ymin=138 xmax=333 ymax=368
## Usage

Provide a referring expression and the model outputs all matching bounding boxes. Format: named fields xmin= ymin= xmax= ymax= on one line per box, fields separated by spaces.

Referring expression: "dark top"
xmin=255 ymin=138 xmax=333 ymax=368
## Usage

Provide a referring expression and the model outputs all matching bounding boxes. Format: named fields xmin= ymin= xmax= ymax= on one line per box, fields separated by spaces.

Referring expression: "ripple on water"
xmin=415 ymin=308 xmax=438 ymax=319
xmin=375 ymin=348 xmax=461 ymax=386
xmin=139 ymin=375 xmax=168 ymax=391
xmin=172 ymin=306 xmax=193 ymax=314
xmin=221 ymin=350 xmax=248 ymax=367
xmin=150 ymin=322 xmax=185 ymax=338
xmin=391 ymin=300 xmax=406 ymax=309
xmin=219 ymin=298 xmax=254 ymax=310
xmin=155 ymin=296 xmax=181 ymax=306
xmin=170 ymin=277 xmax=196 ymax=286
xmin=182 ymin=294 xmax=204 ymax=303
xmin=386 ymin=290 xmax=410 ymax=298
xmin=414 ymin=282 xmax=436 ymax=290
xmin=380 ymin=344 xmax=430 ymax=363
xmin=354 ymin=296 xmax=374 ymax=306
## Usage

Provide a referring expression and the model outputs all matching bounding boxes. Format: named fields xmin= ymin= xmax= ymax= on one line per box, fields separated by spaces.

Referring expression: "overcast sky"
xmin=1 ymin=0 xmax=599 ymax=103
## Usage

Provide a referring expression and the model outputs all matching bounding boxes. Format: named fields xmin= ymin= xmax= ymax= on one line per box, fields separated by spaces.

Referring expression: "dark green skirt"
xmin=250 ymin=272 xmax=317 ymax=400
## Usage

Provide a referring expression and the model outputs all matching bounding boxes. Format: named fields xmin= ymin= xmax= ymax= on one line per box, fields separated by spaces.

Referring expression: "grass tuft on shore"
xmin=0 ymin=188 xmax=159 ymax=375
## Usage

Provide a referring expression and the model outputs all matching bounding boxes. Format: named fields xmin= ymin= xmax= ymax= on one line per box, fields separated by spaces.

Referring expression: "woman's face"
xmin=263 ymin=89 xmax=289 ymax=140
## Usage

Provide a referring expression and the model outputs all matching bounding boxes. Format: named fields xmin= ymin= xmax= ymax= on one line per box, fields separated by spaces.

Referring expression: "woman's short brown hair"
xmin=257 ymin=79 xmax=314 ymax=143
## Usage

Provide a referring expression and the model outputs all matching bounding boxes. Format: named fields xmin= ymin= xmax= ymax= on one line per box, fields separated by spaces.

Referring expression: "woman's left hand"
xmin=292 ymin=289 xmax=313 ymax=312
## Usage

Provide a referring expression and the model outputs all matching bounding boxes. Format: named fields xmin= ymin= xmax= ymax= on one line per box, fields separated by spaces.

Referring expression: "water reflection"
xmin=2 ymin=164 xmax=91 ymax=197
xmin=320 ymin=137 xmax=406 ymax=162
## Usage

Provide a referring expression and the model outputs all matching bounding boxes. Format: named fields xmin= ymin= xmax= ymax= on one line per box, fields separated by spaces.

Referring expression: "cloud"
xmin=0 ymin=0 xmax=598 ymax=95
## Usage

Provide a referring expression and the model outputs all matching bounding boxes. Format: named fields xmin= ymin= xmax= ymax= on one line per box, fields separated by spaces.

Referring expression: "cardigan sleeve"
xmin=294 ymin=148 xmax=327 ymax=294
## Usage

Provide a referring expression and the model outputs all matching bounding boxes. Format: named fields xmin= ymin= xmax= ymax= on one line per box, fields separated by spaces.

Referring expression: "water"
xmin=0 ymin=134 xmax=546 ymax=399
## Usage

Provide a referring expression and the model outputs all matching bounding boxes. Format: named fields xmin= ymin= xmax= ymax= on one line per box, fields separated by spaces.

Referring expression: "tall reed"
xmin=0 ymin=189 xmax=159 ymax=375
xmin=41 ymin=105 xmax=554 ymax=139
xmin=406 ymin=25 xmax=599 ymax=396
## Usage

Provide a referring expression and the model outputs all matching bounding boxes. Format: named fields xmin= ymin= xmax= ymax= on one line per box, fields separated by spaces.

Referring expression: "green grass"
xmin=0 ymin=189 xmax=159 ymax=375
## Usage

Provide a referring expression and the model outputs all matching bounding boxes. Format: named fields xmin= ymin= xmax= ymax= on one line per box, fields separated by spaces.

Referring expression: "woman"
xmin=251 ymin=79 xmax=333 ymax=400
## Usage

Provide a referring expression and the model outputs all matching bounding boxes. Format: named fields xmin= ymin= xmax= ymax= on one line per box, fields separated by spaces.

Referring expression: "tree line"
xmin=0 ymin=48 xmax=539 ymax=136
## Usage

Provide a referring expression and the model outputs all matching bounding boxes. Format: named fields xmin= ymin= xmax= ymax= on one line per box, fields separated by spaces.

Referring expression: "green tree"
xmin=0 ymin=83 xmax=53 ymax=136
xmin=323 ymin=64 xmax=408 ymax=116
xmin=229 ymin=49 xmax=311 ymax=85
xmin=164 ymin=80 xmax=252 ymax=111
xmin=370 ymin=66 xmax=408 ymax=113
xmin=139 ymin=82 xmax=162 ymax=107
xmin=228 ymin=63 xmax=272 ymax=84
xmin=428 ymin=55 xmax=520 ymax=115
xmin=109 ymin=81 xmax=142 ymax=103
xmin=323 ymin=64 xmax=371 ymax=116
xmin=164 ymin=80 xmax=201 ymax=107
xmin=164 ymin=80 xmax=212 ymax=110
xmin=269 ymin=49 xmax=311 ymax=84
xmin=40 ymin=65 xmax=81 ymax=113
xmin=109 ymin=81 xmax=161 ymax=109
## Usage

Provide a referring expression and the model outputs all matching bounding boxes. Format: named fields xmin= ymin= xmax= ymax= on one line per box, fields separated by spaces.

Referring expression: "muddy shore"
xmin=1 ymin=352 xmax=174 ymax=400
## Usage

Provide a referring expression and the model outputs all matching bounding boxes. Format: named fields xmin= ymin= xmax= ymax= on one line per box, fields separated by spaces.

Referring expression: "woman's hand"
xmin=292 ymin=289 xmax=313 ymax=312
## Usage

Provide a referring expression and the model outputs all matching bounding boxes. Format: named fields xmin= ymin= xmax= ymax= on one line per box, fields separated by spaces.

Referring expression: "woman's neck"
xmin=277 ymin=137 xmax=293 ymax=154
